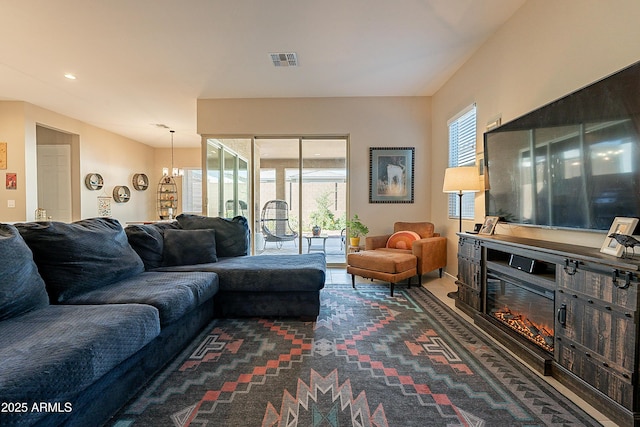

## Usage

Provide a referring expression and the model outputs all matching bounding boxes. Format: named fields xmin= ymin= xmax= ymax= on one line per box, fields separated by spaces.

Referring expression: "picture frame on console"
xmin=479 ymin=216 xmax=499 ymax=235
xmin=600 ymin=216 xmax=639 ymax=257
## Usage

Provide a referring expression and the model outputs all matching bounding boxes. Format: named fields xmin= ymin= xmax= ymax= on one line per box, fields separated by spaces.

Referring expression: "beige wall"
xmin=197 ymin=97 xmax=432 ymax=237
xmin=0 ymin=102 xmax=28 ymax=220
xmin=0 ymin=101 xmax=159 ymax=223
xmin=431 ymin=0 xmax=640 ymax=275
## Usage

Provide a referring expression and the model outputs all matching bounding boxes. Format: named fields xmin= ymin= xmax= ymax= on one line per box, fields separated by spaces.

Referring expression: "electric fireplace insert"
xmin=485 ymin=271 xmax=555 ymax=353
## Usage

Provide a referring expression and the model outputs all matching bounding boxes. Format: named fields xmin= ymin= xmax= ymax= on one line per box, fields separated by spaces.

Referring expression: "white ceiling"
xmin=0 ymin=0 xmax=525 ymax=148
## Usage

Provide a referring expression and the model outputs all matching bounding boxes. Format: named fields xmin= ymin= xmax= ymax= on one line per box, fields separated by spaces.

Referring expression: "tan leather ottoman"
xmin=347 ymin=250 xmax=417 ymax=296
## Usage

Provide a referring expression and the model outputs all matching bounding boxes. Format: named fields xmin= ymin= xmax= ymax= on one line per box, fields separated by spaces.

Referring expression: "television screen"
xmin=485 ymin=61 xmax=640 ymax=231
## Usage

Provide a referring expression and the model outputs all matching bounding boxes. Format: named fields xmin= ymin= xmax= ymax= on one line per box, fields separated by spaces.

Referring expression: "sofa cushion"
xmin=125 ymin=224 xmax=164 ymax=270
xmin=64 ymin=271 xmax=219 ymax=325
xmin=176 ymin=214 xmax=249 ymax=257
xmin=125 ymin=222 xmax=178 ymax=269
xmin=163 ymin=228 xmax=218 ymax=266
xmin=0 ymin=224 xmax=49 ymax=320
xmin=16 ymin=218 xmax=145 ymax=302
xmin=386 ymin=230 xmax=421 ymax=250
xmin=348 ymin=250 xmax=416 ymax=274
xmin=0 ymin=304 xmax=160 ymax=426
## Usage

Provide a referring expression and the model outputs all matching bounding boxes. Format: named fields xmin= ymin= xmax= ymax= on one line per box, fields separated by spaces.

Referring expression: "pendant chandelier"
xmin=162 ymin=130 xmax=184 ymax=177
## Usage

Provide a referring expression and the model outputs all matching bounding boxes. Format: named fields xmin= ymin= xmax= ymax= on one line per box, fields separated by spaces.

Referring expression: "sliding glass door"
xmin=203 ymin=136 xmax=347 ymax=264
xmin=205 ymin=138 xmax=251 ymax=218
xmin=254 ymin=137 xmax=347 ymax=264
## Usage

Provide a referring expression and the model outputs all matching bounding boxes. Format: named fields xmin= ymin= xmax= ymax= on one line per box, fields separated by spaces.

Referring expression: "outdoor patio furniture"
xmin=260 ymin=199 xmax=298 ymax=249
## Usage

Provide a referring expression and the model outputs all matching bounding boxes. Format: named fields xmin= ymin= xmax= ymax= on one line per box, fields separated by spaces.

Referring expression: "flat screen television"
xmin=484 ymin=60 xmax=640 ymax=232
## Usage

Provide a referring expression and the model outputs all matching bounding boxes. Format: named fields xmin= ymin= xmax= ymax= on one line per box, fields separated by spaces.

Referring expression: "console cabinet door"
xmin=556 ymin=265 xmax=638 ymax=409
xmin=456 ymin=237 xmax=482 ymax=311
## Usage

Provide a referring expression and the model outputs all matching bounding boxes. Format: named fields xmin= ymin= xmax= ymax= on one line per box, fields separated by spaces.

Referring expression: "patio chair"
xmin=225 ymin=199 xmax=247 ymax=217
xmin=260 ymin=199 xmax=298 ymax=249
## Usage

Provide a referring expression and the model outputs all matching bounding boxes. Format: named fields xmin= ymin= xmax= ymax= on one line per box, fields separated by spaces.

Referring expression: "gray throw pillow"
xmin=16 ymin=218 xmax=144 ymax=302
xmin=0 ymin=224 xmax=49 ymax=320
xmin=162 ymin=228 xmax=218 ymax=266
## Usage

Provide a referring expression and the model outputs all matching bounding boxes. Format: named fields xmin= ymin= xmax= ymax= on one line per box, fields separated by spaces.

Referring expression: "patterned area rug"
xmin=109 ymin=284 xmax=600 ymax=427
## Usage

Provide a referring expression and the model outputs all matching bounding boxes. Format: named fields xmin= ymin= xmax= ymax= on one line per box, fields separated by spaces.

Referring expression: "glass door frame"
xmin=202 ymin=134 xmax=350 ymax=266
xmin=203 ymin=138 xmax=250 ymax=218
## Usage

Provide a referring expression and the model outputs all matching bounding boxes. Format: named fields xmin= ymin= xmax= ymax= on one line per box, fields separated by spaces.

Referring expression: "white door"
xmin=37 ymin=145 xmax=72 ymax=222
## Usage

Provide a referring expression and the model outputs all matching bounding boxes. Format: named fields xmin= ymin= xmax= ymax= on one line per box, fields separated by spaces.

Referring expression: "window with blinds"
xmin=448 ymin=104 xmax=477 ymax=219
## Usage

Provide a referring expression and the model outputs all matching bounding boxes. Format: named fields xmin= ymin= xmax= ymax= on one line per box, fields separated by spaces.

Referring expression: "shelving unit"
xmin=157 ymin=176 xmax=178 ymax=219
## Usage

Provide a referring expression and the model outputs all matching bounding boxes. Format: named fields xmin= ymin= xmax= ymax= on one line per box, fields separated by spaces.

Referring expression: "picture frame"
xmin=600 ymin=216 xmax=639 ymax=257
xmin=369 ymin=147 xmax=414 ymax=203
xmin=479 ymin=216 xmax=499 ymax=235
xmin=5 ymin=172 xmax=16 ymax=190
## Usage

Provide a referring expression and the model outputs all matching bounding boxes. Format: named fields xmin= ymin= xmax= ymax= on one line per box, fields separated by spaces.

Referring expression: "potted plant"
xmin=346 ymin=214 xmax=369 ymax=247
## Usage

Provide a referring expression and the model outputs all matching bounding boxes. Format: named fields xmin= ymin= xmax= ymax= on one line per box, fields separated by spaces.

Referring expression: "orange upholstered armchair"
xmin=364 ymin=222 xmax=447 ymax=284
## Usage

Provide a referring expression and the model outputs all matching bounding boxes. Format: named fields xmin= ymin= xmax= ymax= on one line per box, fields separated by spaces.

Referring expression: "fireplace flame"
xmin=492 ymin=307 xmax=554 ymax=352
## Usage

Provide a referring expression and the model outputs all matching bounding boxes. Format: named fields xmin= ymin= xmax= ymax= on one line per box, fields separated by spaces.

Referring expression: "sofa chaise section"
xmin=126 ymin=215 xmax=327 ymax=319
xmin=157 ymin=253 xmax=327 ymax=318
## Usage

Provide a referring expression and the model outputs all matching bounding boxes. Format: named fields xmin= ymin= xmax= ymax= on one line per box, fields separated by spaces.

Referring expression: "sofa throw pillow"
xmin=125 ymin=222 xmax=180 ymax=270
xmin=16 ymin=217 xmax=145 ymax=303
xmin=0 ymin=224 xmax=49 ymax=320
xmin=386 ymin=230 xmax=421 ymax=250
xmin=162 ymin=229 xmax=218 ymax=266
xmin=176 ymin=214 xmax=249 ymax=257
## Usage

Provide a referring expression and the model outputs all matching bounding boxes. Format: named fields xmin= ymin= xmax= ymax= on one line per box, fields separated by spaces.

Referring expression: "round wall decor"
xmin=113 ymin=185 xmax=131 ymax=203
xmin=132 ymin=173 xmax=149 ymax=190
xmin=84 ymin=173 xmax=104 ymax=190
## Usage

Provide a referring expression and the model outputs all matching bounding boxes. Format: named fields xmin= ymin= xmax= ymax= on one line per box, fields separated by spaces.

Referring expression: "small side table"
xmin=303 ymin=234 xmax=329 ymax=253
xmin=348 ymin=245 xmax=362 ymax=253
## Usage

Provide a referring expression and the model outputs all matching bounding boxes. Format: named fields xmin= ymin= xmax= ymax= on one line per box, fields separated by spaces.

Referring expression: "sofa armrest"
xmin=412 ymin=236 xmax=447 ymax=275
xmin=365 ymin=234 xmax=392 ymax=250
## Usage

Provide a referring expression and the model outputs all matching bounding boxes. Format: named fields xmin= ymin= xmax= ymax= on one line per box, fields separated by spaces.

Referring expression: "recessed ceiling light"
xmin=64 ymin=73 xmax=77 ymax=80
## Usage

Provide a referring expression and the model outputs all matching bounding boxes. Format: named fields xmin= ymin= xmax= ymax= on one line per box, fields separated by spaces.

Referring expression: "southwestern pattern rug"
xmin=110 ymin=284 xmax=600 ymax=427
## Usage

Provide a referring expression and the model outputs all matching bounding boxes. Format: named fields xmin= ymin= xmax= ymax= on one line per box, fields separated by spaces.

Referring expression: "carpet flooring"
xmin=109 ymin=284 xmax=600 ymax=426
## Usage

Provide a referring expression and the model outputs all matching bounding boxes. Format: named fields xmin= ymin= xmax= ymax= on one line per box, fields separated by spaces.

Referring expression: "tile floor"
xmin=326 ymin=267 xmax=618 ymax=427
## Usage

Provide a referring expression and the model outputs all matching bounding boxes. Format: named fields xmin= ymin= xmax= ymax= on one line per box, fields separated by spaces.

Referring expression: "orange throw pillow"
xmin=386 ymin=231 xmax=421 ymax=249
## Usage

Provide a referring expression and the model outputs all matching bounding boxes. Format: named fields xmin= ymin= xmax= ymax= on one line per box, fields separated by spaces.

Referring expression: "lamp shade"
xmin=442 ymin=166 xmax=482 ymax=193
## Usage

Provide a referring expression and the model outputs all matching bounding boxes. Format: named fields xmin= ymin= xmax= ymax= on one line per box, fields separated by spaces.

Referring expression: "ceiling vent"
xmin=270 ymin=52 xmax=298 ymax=67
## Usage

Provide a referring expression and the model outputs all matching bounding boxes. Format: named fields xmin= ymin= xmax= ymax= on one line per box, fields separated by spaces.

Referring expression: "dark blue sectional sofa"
xmin=0 ymin=215 xmax=325 ymax=427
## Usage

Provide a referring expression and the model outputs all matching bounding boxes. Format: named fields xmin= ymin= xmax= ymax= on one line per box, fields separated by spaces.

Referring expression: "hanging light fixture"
xmin=162 ymin=130 xmax=184 ymax=177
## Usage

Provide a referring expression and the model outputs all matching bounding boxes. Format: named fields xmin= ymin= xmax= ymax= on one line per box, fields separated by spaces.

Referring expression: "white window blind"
xmin=448 ymin=104 xmax=477 ymax=219
xmin=182 ymin=168 xmax=203 ymax=214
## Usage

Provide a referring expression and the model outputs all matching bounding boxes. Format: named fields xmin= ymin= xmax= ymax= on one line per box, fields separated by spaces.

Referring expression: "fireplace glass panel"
xmin=486 ymin=272 xmax=555 ymax=352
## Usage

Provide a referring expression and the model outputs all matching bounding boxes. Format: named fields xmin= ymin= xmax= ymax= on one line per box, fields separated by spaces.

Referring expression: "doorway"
xmin=36 ymin=126 xmax=79 ymax=222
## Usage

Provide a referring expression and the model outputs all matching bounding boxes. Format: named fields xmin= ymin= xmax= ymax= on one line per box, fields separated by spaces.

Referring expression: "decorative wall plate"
xmin=84 ymin=173 xmax=104 ymax=190
xmin=132 ymin=173 xmax=149 ymax=190
xmin=113 ymin=185 xmax=131 ymax=203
